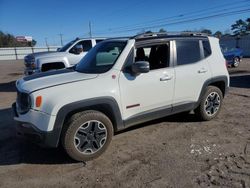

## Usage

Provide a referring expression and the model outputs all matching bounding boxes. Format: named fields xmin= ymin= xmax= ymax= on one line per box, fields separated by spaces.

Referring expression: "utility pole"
xmin=89 ymin=21 xmax=92 ymax=38
xmin=45 ymin=37 xmax=48 ymax=47
xmin=58 ymin=33 xmax=63 ymax=46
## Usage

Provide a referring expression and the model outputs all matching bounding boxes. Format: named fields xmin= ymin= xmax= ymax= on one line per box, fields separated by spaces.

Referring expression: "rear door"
xmin=173 ymin=39 xmax=211 ymax=105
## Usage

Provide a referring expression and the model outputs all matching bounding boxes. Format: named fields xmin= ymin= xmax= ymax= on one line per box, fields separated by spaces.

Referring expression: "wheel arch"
xmin=51 ymin=97 xmax=124 ymax=147
xmin=196 ymin=76 xmax=229 ymax=108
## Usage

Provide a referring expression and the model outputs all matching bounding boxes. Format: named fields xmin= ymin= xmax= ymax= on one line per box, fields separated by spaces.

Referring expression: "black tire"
xmin=61 ymin=110 xmax=113 ymax=161
xmin=232 ymin=57 xmax=240 ymax=68
xmin=195 ymin=86 xmax=223 ymax=121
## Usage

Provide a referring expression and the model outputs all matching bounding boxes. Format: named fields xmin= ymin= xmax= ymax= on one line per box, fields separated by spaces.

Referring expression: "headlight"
xmin=24 ymin=55 xmax=35 ymax=63
xmin=31 ymin=62 xmax=36 ymax=69
xmin=16 ymin=91 xmax=31 ymax=114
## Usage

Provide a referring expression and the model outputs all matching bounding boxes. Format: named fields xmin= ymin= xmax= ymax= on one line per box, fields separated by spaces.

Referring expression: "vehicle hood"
xmin=27 ymin=51 xmax=67 ymax=60
xmin=16 ymin=69 xmax=98 ymax=93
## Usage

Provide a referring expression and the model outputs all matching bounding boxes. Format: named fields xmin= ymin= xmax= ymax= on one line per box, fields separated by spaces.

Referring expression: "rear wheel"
xmin=62 ymin=110 xmax=113 ymax=161
xmin=195 ymin=86 xmax=223 ymax=121
xmin=232 ymin=57 xmax=240 ymax=67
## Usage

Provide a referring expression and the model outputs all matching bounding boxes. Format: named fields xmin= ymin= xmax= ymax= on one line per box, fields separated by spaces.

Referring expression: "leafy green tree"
xmin=231 ymin=19 xmax=248 ymax=36
xmin=0 ymin=30 xmax=36 ymax=47
xmin=159 ymin=28 xmax=167 ymax=33
xmin=214 ymin=31 xmax=223 ymax=38
xmin=200 ymin=29 xmax=212 ymax=35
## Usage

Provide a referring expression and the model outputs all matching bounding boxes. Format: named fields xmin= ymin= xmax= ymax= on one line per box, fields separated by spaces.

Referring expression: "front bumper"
xmin=12 ymin=103 xmax=59 ymax=148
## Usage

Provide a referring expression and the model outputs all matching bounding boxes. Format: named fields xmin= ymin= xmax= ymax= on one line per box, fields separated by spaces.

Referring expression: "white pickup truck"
xmin=24 ymin=38 xmax=105 ymax=75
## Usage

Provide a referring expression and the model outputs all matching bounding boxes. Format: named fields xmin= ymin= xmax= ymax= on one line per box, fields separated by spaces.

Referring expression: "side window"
xmin=69 ymin=40 xmax=92 ymax=54
xmin=135 ymin=43 xmax=170 ymax=70
xmin=202 ymin=40 xmax=212 ymax=58
xmin=80 ymin=40 xmax=92 ymax=51
xmin=176 ymin=40 xmax=201 ymax=65
xmin=96 ymin=39 xmax=104 ymax=43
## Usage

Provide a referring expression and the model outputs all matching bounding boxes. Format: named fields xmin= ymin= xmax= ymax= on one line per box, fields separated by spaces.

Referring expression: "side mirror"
xmin=131 ymin=61 xmax=150 ymax=74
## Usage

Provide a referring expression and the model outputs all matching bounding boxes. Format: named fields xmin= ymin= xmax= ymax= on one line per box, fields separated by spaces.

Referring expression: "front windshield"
xmin=59 ymin=39 xmax=77 ymax=52
xmin=75 ymin=41 xmax=127 ymax=74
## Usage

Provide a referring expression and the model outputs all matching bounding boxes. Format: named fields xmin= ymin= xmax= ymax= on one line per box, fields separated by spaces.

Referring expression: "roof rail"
xmin=132 ymin=32 xmax=209 ymax=39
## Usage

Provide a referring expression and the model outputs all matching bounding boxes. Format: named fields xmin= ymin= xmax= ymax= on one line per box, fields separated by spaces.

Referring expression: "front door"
xmin=119 ymin=41 xmax=175 ymax=120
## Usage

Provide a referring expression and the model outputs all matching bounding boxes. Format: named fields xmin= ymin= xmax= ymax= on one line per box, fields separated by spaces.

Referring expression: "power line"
xmin=93 ymin=0 xmax=250 ymax=34
xmin=120 ymin=8 xmax=250 ymax=33
xmin=93 ymin=7 xmax=250 ymax=35
xmin=114 ymin=3 xmax=250 ymax=31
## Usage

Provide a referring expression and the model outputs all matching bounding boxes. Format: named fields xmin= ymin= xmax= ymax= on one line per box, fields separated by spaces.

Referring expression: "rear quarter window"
xmin=176 ymin=40 xmax=202 ymax=65
xmin=202 ymin=40 xmax=212 ymax=58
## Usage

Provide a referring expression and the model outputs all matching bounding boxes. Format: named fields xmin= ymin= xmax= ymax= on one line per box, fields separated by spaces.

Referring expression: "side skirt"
xmin=123 ymin=102 xmax=196 ymax=129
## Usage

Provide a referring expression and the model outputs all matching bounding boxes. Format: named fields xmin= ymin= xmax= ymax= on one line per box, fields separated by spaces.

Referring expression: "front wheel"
xmin=62 ymin=110 xmax=113 ymax=161
xmin=195 ymin=86 xmax=223 ymax=121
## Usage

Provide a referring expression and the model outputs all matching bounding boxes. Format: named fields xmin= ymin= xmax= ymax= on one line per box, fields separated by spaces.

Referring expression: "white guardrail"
xmin=0 ymin=46 xmax=61 ymax=60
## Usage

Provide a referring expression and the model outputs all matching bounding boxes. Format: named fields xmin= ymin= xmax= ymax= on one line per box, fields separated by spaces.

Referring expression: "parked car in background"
xmin=220 ymin=45 xmax=243 ymax=68
xmin=24 ymin=38 xmax=105 ymax=75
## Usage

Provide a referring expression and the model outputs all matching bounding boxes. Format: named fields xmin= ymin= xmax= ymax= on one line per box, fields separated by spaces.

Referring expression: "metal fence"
xmin=0 ymin=46 xmax=61 ymax=61
xmin=220 ymin=35 xmax=250 ymax=57
xmin=0 ymin=36 xmax=250 ymax=61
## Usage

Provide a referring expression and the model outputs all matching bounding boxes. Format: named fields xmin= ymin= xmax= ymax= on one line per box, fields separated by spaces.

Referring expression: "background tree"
xmin=214 ymin=31 xmax=223 ymax=38
xmin=159 ymin=28 xmax=167 ymax=33
xmin=0 ymin=30 xmax=36 ymax=47
xmin=200 ymin=29 xmax=212 ymax=35
xmin=246 ymin=18 xmax=250 ymax=33
xmin=231 ymin=19 xmax=248 ymax=36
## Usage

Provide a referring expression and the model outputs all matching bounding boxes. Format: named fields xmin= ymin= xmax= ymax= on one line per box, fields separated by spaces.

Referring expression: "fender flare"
xmin=195 ymin=75 xmax=229 ymax=109
xmin=49 ymin=97 xmax=124 ymax=147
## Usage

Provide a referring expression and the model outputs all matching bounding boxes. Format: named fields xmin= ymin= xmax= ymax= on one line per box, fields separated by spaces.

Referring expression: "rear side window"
xmin=202 ymin=40 xmax=212 ymax=58
xmin=96 ymin=39 xmax=104 ymax=43
xmin=176 ymin=40 xmax=201 ymax=65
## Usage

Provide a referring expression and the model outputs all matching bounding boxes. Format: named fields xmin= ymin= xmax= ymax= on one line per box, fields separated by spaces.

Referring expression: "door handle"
xmin=160 ymin=75 xmax=172 ymax=81
xmin=198 ymin=68 xmax=207 ymax=74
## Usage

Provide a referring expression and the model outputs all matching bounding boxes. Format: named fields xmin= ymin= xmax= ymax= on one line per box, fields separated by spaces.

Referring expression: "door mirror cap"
xmin=132 ymin=61 xmax=150 ymax=74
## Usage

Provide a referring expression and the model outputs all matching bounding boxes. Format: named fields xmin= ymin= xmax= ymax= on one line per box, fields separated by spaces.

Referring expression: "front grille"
xmin=24 ymin=55 xmax=34 ymax=68
xmin=17 ymin=91 xmax=30 ymax=114
xmin=25 ymin=63 xmax=31 ymax=68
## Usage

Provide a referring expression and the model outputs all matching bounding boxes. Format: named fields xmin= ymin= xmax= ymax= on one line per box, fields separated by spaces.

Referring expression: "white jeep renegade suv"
xmin=13 ymin=33 xmax=229 ymax=161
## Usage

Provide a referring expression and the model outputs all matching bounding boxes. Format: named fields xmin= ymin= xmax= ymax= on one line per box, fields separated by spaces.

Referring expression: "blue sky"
xmin=0 ymin=0 xmax=250 ymax=46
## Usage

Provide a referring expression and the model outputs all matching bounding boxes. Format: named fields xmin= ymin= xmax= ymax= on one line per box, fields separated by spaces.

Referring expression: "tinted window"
xmin=202 ymin=40 xmax=212 ymax=57
xmin=135 ymin=43 xmax=170 ymax=70
xmin=96 ymin=39 xmax=104 ymax=43
xmin=176 ymin=40 xmax=201 ymax=65
xmin=80 ymin=40 xmax=92 ymax=51
xmin=75 ymin=41 xmax=127 ymax=74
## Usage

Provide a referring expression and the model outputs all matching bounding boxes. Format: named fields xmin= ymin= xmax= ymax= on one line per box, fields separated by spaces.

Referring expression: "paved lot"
xmin=0 ymin=59 xmax=250 ymax=187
